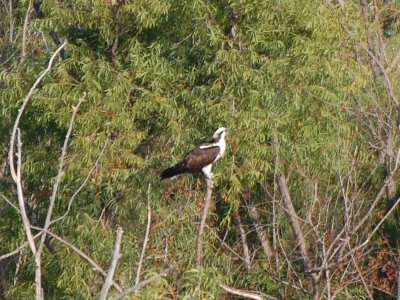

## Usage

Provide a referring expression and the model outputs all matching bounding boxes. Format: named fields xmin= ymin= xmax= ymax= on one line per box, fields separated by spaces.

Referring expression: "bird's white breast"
xmin=214 ymin=133 xmax=226 ymax=162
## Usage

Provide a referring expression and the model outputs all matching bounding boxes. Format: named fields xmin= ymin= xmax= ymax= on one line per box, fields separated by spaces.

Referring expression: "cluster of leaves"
xmin=1 ymin=0 xmax=399 ymax=299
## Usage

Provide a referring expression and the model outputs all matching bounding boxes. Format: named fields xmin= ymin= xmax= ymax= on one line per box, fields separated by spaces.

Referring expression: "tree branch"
xmin=135 ymin=183 xmax=152 ymax=285
xmin=9 ymin=40 xmax=68 ymax=183
xmin=21 ymin=0 xmax=33 ymax=63
xmin=244 ymin=192 xmax=275 ymax=266
xmin=274 ymin=143 xmax=319 ymax=300
xmin=235 ymin=210 xmax=251 ymax=271
xmin=31 ymin=227 xmax=122 ymax=293
xmin=359 ymin=43 xmax=399 ymax=106
xmin=37 ymin=92 xmax=86 ymax=257
xmin=99 ymin=227 xmax=124 ymax=300
xmin=34 ymin=93 xmax=86 ymax=299
xmin=9 ymin=128 xmax=37 ymax=256
xmin=50 ymin=140 xmax=108 ymax=226
xmin=109 ymin=264 xmax=178 ymax=300
xmin=219 ymin=283 xmax=278 ymax=300
xmin=195 ymin=178 xmax=214 ymax=269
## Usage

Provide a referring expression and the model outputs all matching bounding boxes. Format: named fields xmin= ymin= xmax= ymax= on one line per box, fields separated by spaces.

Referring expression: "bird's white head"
xmin=213 ymin=127 xmax=227 ymax=140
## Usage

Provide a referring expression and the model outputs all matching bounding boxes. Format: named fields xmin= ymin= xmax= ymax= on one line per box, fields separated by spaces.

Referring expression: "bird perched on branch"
xmin=160 ymin=127 xmax=227 ymax=180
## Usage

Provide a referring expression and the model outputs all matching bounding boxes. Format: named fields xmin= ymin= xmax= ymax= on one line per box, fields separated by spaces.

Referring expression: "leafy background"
xmin=1 ymin=0 xmax=399 ymax=299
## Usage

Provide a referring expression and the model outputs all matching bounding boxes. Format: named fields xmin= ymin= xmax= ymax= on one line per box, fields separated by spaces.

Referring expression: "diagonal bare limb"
xmin=109 ymin=263 xmax=178 ymax=300
xmin=34 ymin=92 xmax=86 ymax=300
xmin=99 ymin=227 xmax=124 ymax=300
xmin=135 ymin=183 xmax=152 ymax=285
xmin=220 ymin=283 xmax=278 ymax=300
xmin=37 ymin=92 xmax=86 ymax=257
xmin=29 ymin=227 xmax=122 ymax=292
xmin=8 ymin=40 xmax=68 ymax=300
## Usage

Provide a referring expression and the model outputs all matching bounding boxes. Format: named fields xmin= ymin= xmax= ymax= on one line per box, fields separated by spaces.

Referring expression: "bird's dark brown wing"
xmin=181 ymin=146 xmax=220 ymax=172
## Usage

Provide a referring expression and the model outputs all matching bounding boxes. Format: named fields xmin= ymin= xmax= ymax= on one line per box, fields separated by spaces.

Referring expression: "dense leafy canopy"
xmin=1 ymin=0 xmax=399 ymax=299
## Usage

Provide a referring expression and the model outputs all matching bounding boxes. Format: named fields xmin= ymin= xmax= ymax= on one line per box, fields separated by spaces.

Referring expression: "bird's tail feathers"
xmin=160 ymin=164 xmax=187 ymax=180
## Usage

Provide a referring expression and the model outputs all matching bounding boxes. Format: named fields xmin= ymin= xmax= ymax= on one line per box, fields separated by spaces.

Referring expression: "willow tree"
xmin=1 ymin=0 xmax=399 ymax=299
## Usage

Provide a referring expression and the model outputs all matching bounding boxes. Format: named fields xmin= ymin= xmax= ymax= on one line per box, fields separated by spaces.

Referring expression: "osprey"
xmin=160 ymin=127 xmax=227 ymax=180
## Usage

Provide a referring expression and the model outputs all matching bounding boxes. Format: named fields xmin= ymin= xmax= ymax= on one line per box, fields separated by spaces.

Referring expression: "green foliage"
xmin=1 ymin=0 xmax=400 ymax=298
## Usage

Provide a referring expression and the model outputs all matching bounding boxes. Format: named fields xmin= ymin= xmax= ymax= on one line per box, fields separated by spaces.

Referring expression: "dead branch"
xmin=359 ymin=43 xmax=399 ymax=106
xmin=99 ymin=227 xmax=124 ymax=300
xmin=21 ymin=0 xmax=33 ymax=63
xmin=0 ymin=232 xmax=42 ymax=262
xmin=219 ymin=283 xmax=278 ymax=300
xmin=9 ymin=128 xmax=37 ymax=256
xmin=135 ymin=183 xmax=152 ymax=285
xmin=50 ymin=140 xmax=108 ymax=226
xmin=33 ymin=92 xmax=86 ymax=299
xmin=9 ymin=40 xmax=67 ymax=164
xmin=109 ymin=263 xmax=178 ymax=300
xmin=31 ymin=227 xmax=122 ymax=292
xmin=8 ymin=0 xmax=14 ymax=42
xmin=235 ymin=210 xmax=251 ymax=271
xmin=195 ymin=177 xmax=213 ymax=269
xmin=0 ymin=192 xmax=19 ymax=212
xmin=359 ymin=0 xmax=380 ymax=77
xmin=244 ymin=192 xmax=275 ymax=266
xmin=274 ymin=149 xmax=319 ymax=299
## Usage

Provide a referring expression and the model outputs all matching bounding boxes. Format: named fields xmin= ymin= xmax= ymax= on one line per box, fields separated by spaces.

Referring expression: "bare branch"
xmin=219 ymin=283 xmax=278 ymax=300
xmin=0 ymin=192 xmax=19 ymax=212
xmin=109 ymin=264 xmax=178 ymax=300
xmin=21 ymin=0 xmax=33 ymax=63
xmin=244 ymin=192 xmax=275 ymax=266
xmin=50 ymin=140 xmax=109 ymax=225
xmin=353 ymin=170 xmax=397 ymax=234
xmin=8 ymin=0 xmax=14 ymax=42
xmin=359 ymin=0 xmax=380 ymax=77
xmin=0 ymin=232 xmax=42 ymax=261
xmin=99 ymin=227 xmax=124 ymax=300
xmin=195 ymin=178 xmax=213 ymax=269
xmin=33 ymin=90 xmax=83 ymax=300
xmin=235 ymin=210 xmax=251 ymax=271
xmin=135 ymin=183 xmax=152 ymax=285
xmin=10 ymin=128 xmax=37 ymax=255
xmin=274 ymin=144 xmax=319 ymax=299
xmin=31 ymin=227 xmax=122 ymax=293
xmin=9 ymin=40 xmax=68 ymax=181
xmin=37 ymin=93 xmax=86 ymax=257
xmin=359 ymin=43 xmax=399 ymax=106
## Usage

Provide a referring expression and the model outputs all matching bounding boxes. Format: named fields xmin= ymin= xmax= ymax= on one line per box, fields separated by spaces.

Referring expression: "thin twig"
xmin=135 ymin=183 xmax=152 ymax=285
xmin=386 ymin=47 xmax=400 ymax=73
xmin=99 ymin=227 xmax=124 ymax=300
xmin=0 ymin=232 xmax=42 ymax=261
xmin=195 ymin=178 xmax=213 ymax=269
xmin=50 ymin=140 xmax=108 ymax=225
xmin=109 ymin=264 xmax=178 ymax=300
xmin=359 ymin=43 xmax=399 ymax=106
xmin=0 ymin=192 xmax=19 ymax=211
